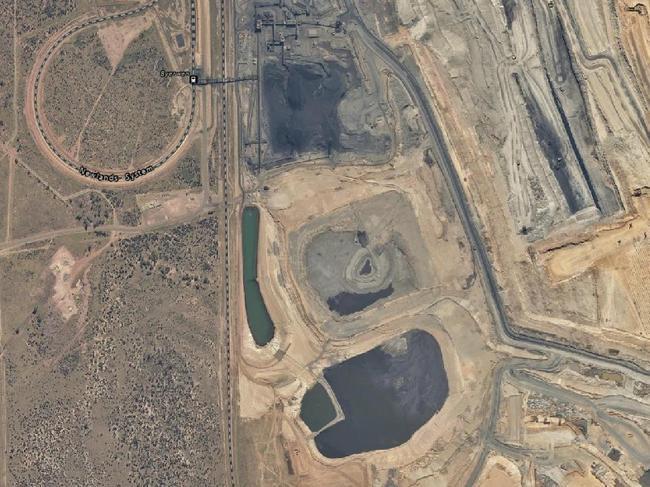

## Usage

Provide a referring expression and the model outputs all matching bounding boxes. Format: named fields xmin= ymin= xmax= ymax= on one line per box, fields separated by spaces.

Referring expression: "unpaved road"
xmin=23 ymin=0 xmax=198 ymax=188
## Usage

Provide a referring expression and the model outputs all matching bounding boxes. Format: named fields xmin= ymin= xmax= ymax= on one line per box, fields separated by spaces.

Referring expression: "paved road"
xmin=342 ymin=0 xmax=650 ymax=378
xmin=342 ymin=1 xmax=650 ymax=482
xmin=210 ymin=0 xmax=237 ymax=482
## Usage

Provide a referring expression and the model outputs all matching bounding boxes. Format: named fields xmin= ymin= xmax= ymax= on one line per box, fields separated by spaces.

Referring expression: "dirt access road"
xmin=23 ymin=0 xmax=199 ymax=188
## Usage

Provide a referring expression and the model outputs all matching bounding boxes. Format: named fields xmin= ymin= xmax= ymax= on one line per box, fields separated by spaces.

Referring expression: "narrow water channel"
xmin=242 ymin=206 xmax=275 ymax=346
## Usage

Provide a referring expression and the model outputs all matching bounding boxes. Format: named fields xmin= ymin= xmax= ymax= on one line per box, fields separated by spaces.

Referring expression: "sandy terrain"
xmin=477 ymin=456 xmax=522 ymax=487
xmin=97 ymin=14 xmax=154 ymax=70
xmin=49 ymin=246 xmax=80 ymax=321
xmin=382 ymin=0 xmax=650 ymax=367
xmin=235 ymin=138 xmax=502 ymax=485
xmin=10 ymin=0 xmax=650 ymax=484
xmin=136 ymin=190 xmax=204 ymax=226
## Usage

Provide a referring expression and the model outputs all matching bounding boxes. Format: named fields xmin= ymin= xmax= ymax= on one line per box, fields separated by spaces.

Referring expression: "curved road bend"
xmin=343 ymin=0 xmax=650 ymax=378
xmin=26 ymin=0 xmax=197 ymax=186
xmin=342 ymin=3 xmax=650 ymax=482
xmin=464 ymin=356 xmax=563 ymax=485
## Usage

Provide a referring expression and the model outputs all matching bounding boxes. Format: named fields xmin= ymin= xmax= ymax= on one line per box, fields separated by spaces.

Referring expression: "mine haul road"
xmin=343 ymin=0 xmax=650 ymax=379
xmin=343 ymin=2 xmax=650 ymax=483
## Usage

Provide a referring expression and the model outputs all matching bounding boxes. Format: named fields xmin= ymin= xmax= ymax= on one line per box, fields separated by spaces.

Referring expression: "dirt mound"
xmin=48 ymin=246 xmax=80 ymax=321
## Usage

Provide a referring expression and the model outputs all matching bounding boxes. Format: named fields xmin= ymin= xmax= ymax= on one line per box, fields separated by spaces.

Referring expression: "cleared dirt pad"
xmin=48 ymin=246 xmax=79 ymax=321
xmin=1 ymin=220 xmax=227 ymax=485
xmin=97 ymin=14 xmax=154 ymax=70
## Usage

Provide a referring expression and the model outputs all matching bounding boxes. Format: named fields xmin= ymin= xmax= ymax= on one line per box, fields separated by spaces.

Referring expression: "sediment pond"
xmin=305 ymin=329 xmax=449 ymax=458
xmin=300 ymin=382 xmax=337 ymax=432
xmin=242 ymin=206 xmax=275 ymax=346
xmin=326 ymin=284 xmax=394 ymax=316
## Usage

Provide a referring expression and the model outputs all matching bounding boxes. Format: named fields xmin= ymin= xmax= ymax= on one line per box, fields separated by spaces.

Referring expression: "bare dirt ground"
xmin=477 ymin=456 xmax=522 ymax=487
xmin=97 ymin=12 xmax=154 ymax=70
xmin=382 ymin=0 xmax=650 ymax=365
xmin=235 ymin=140 xmax=503 ymax=485
xmin=48 ymin=246 xmax=80 ymax=321
xmin=615 ymin=0 xmax=650 ymax=118
xmin=3 ymin=0 xmax=650 ymax=484
xmin=232 ymin=0 xmax=650 ymax=485
xmin=136 ymin=189 xmax=204 ymax=226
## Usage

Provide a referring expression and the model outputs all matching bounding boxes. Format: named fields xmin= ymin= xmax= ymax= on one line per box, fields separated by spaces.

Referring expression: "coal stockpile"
xmin=263 ymin=60 xmax=347 ymax=157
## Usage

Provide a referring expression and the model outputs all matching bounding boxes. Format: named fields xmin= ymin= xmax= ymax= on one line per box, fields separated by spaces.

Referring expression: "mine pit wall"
xmin=351 ymin=0 xmax=650 ymax=368
xmin=530 ymin=0 xmax=623 ymax=217
xmin=612 ymin=0 xmax=650 ymax=115
xmin=512 ymin=71 xmax=591 ymax=214
xmin=495 ymin=0 xmax=634 ymax=234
